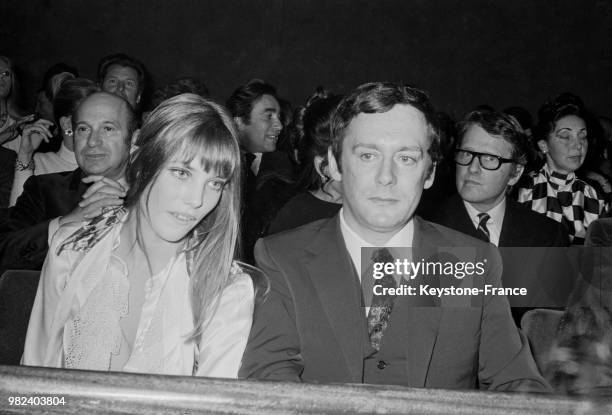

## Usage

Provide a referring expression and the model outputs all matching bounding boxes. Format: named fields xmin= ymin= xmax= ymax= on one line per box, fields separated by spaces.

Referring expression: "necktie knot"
xmin=476 ymin=212 xmax=491 ymax=242
xmin=371 ymin=247 xmax=394 ymax=264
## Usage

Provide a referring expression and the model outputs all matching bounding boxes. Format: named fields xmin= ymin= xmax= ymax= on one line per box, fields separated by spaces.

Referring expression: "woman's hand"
xmin=18 ymin=119 xmax=54 ymax=160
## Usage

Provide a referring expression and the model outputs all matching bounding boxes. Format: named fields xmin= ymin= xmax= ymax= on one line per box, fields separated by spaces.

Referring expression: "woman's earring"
xmin=65 ymin=128 xmax=73 ymax=136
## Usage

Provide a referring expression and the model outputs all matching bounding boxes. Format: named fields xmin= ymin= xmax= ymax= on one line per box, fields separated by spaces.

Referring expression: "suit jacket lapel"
xmin=407 ymin=217 xmax=443 ymax=387
xmin=499 ymin=199 xmax=522 ymax=247
xmin=304 ymin=216 xmax=369 ymax=382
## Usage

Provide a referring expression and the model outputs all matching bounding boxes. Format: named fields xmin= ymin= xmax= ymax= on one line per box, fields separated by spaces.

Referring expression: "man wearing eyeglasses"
xmin=429 ymin=109 xmax=570 ymax=323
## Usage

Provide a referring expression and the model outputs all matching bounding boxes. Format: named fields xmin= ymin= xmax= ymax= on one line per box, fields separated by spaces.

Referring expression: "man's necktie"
xmin=367 ymin=248 xmax=397 ymax=352
xmin=476 ymin=212 xmax=491 ymax=242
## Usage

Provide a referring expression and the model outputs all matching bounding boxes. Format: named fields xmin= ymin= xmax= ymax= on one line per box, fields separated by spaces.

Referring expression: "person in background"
xmin=22 ymin=93 xmax=256 ymax=377
xmin=226 ymin=79 xmax=291 ymax=263
xmin=0 ymin=92 xmax=135 ymax=275
xmin=518 ymin=93 xmax=608 ymax=244
xmin=9 ymin=78 xmax=99 ymax=205
xmin=267 ymin=87 xmax=342 ymax=234
xmin=0 ymin=56 xmax=31 ymax=149
xmin=97 ymin=53 xmax=148 ymax=111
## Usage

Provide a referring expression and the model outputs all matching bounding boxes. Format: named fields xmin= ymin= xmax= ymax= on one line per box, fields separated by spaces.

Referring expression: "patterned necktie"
xmin=367 ymin=248 xmax=397 ymax=352
xmin=476 ymin=212 xmax=491 ymax=242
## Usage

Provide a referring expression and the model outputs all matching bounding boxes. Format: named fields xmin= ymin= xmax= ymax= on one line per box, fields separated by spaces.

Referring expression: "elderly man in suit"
xmin=240 ymin=82 xmax=549 ymax=391
xmin=427 ymin=110 xmax=572 ymax=322
xmin=0 ymin=92 xmax=136 ymax=273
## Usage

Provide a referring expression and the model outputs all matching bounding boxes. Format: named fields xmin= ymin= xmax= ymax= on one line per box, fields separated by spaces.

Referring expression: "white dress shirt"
xmin=463 ymin=198 xmax=506 ymax=247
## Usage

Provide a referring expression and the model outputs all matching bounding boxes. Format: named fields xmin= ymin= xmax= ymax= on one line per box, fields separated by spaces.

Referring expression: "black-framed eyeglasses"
xmin=454 ymin=149 xmax=516 ymax=171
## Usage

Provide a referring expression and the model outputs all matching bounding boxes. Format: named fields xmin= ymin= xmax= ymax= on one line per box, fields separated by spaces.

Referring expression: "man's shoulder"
xmin=505 ymin=199 xmax=568 ymax=245
xmin=262 ymin=216 xmax=334 ymax=251
xmin=416 ymin=216 xmax=491 ymax=248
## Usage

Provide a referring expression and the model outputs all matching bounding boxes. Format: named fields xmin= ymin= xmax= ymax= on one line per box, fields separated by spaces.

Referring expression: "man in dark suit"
xmin=427 ymin=110 xmax=572 ymax=320
xmin=0 ymin=92 xmax=136 ymax=273
xmin=226 ymin=79 xmax=294 ymax=263
xmin=240 ymin=83 xmax=549 ymax=391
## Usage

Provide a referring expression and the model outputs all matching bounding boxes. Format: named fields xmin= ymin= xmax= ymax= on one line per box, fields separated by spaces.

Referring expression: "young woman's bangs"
xmin=172 ymin=121 xmax=238 ymax=180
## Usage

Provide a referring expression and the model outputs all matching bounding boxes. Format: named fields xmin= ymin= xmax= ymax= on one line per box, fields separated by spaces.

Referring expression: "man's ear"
xmin=423 ymin=162 xmax=436 ymax=190
xmin=313 ymin=155 xmax=327 ymax=180
xmin=508 ymin=163 xmax=525 ymax=187
xmin=234 ymin=116 xmax=245 ymax=130
xmin=327 ymin=147 xmax=342 ymax=182
xmin=59 ymin=116 xmax=72 ymax=134
xmin=136 ymin=92 xmax=142 ymax=105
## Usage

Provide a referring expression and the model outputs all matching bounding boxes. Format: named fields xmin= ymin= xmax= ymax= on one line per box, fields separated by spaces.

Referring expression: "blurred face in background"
xmin=102 ymin=64 xmax=141 ymax=108
xmin=0 ymin=59 xmax=13 ymax=100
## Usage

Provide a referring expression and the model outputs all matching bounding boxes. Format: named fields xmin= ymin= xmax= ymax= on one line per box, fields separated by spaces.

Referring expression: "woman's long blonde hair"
xmin=125 ymin=93 xmax=241 ymax=341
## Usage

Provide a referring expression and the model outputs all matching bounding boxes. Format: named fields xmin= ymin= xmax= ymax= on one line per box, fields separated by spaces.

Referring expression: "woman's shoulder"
xmin=227 ymin=261 xmax=268 ymax=303
xmin=53 ymin=206 xmax=127 ymax=256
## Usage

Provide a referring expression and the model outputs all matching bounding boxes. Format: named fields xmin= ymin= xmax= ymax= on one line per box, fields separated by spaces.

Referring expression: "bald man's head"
xmin=72 ymin=92 xmax=135 ymax=179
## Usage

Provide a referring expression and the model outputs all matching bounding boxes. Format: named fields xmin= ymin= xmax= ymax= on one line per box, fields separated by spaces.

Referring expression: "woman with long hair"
xmin=0 ymin=56 xmax=32 ymax=147
xmin=23 ymin=94 xmax=255 ymax=377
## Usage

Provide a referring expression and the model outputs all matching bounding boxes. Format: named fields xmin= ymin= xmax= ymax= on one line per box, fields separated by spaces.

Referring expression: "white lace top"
xmin=22 ymin=216 xmax=254 ymax=378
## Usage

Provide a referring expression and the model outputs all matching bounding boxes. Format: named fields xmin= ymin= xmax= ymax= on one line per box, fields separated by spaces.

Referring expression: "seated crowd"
xmin=1 ymin=53 xmax=611 ymax=396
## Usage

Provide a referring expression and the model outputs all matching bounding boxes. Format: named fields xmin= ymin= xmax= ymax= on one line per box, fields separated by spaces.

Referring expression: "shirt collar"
xmin=339 ymin=207 xmax=414 ymax=277
xmin=463 ymin=198 xmax=506 ymax=246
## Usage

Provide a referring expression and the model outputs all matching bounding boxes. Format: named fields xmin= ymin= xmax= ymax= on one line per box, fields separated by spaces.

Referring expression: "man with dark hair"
xmin=0 ymin=92 xmax=135 ymax=273
xmin=97 ymin=53 xmax=147 ymax=109
xmin=226 ymin=79 xmax=292 ymax=263
xmin=240 ymin=83 xmax=548 ymax=391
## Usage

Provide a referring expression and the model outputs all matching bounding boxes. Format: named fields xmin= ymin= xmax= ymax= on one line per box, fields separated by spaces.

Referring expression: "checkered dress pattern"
xmin=517 ymin=164 xmax=607 ymax=244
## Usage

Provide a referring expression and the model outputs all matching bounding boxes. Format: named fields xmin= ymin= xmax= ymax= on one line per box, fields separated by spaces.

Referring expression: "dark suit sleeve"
xmin=478 ymin=247 xmax=552 ymax=392
xmin=0 ymin=176 xmax=52 ymax=272
xmin=239 ymin=238 xmax=303 ymax=381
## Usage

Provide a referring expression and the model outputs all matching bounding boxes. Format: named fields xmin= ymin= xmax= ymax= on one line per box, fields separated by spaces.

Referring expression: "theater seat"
xmin=0 ymin=269 xmax=40 ymax=365
xmin=520 ymin=308 xmax=564 ymax=374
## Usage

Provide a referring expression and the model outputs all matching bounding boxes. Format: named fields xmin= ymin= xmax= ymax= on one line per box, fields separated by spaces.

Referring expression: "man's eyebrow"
xmin=352 ymin=143 xmax=423 ymax=152
xmin=263 ymin=107 xmax=278 ymax=113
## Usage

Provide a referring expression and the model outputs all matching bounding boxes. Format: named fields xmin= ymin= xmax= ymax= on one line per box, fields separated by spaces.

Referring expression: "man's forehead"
xmin=343 ymin=104 xmax=430 ymax=146
xmin=461 ymin=124 xmax=514 ymax=155
xmin=75 ymin=94 xmax=128 ymax=123
xmin=252 ymin=94 xmax=279 ymax=113
xmin=105 ymin=64 xmax=138 ymax=80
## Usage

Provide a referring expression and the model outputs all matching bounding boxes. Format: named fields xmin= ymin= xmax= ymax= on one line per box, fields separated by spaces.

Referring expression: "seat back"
xmin=520 ymin=308 xmax=564 ymax=374
xmin=0 ymin=269 xmax=41 ymax=365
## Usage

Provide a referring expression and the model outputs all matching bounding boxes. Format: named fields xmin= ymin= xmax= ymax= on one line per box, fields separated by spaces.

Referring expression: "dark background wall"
xmin=1 ymin=0 xmax=611 ymax=118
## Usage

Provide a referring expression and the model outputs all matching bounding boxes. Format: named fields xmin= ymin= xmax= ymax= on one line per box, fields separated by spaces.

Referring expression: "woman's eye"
xmin=76 ymin=126 xmax=89 ymax=133
xmin=103 ymin=126 xmax=115 ymax=133
xmin=556 ymin=131 xmax=570 ymax=140
xmin=170 ymin=168 xmax=189 ymax=179
xmin=208 ymin=180 xmax=225 ymax=191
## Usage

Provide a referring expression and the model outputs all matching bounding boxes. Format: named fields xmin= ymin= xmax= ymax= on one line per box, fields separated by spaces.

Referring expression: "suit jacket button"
xmin=377 ymin=360 xmax=387 ymax=370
